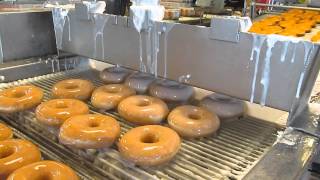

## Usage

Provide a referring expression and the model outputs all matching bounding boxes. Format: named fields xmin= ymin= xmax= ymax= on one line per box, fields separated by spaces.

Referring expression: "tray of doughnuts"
xmin=249 ymin=9 xmax=320 ymax=42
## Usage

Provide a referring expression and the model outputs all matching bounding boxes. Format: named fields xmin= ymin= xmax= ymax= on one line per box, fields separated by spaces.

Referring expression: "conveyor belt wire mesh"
xmin=0 ymin=68 xmax=281 ymax=180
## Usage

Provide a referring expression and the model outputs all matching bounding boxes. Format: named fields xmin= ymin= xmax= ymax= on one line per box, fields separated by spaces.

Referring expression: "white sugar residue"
xmin=0 ymin=34 xmax=3 ymax=63
xmin=178 ymin=74 xmax=191 ymax=83
xmin=295 ymin=42 xmax=314 ymax=98
xmin=93 ymin=14 xmax=109 ymax=59
xmin=163 ymin=23 xmax=175 ymax=78
xmin=257 ymin=35 xmax=298 ymax=106
xmin=83 ymin=1 xmax=106 ymax=14
xmin=146 ymin=27 xmax=152 ymax=74
xmin=274 ymin=127 xmax=298 ymax=146
xmin=146 ymin=24 xmax=162 ymax=77
xmin=291 ymin=43 xmax=297 ymax=63
xmin=260 ymin=37 xmax=277 ymax=106
xmin=152 ymin=26 xmax=161 ymax=77
xmin=130 ymin=6 xmax=146 ymax=33
xmin=239 ymin=16 xmax=252 ymax=32
xmin=130 ymin=0 xmax=164 ymax=32
xmin=130 ymin=0 xmax=164 ymax=74
xmin=51 ymin=58 xmax=55 ymax=73
xmin=280 ymin=41 xmax=289 ymax=62
xmin=249 ymin=35 xmax=266 ymax=103
xmin=66 ymin=14 xmax=71 ymax=42
xmin=52 ymin=8 xmax=69 ymax=49
xmin=296 ymin=72 xmax=305 ymax=98
xmin=139 ymin=32 xmax=146 ymax=72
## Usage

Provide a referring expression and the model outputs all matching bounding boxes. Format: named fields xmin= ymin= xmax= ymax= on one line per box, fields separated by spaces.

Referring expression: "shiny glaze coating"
xmin=51 ymin=79 xmax=94 ymax=100
xmin=99 ymin=66 xmax=132 ymax=83
xmin=59 ymin=114 xmax=121 ymax=149
xmin=35 ymin=99 xmax=89 ymax=127
xmin=0 ymin=123 xmax=13 ymax=141
xmin=0 ymin=85 xmax=43 ymax=113
xmin=168 ymin=105 xmax=220 ymax=138
xmin=118 ymin=95 xmax=169 ymax=125
xmin=149 ymin=79 xmax=194 ymax=103
xmin=7 ymin=160 xmax=79 ymax=180
xmin=118 ymin=125 xmax=181 ymax=166
xmin=200 ymin=93 xmax=245 ymax=120
xmin=0 ymin=139 xmax=41 ymax=179
xmin=124 ymin=72 xmax=155 ymax=94
xmin=91 ymin=84 xmax=136 ymax=110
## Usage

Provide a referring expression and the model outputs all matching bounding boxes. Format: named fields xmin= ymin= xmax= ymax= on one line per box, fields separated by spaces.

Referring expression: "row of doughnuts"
xmin=0 ymin=76 xmax=245 ymax=123
xmin=99 ymin=66 xmax=245 ymax=121
xmin=0 ymin=123 xmax=78 ymax=179
xmin=100 ymin=66 xmax=195 ymax=104
xmin=0 ymin=66 xmax=244 ymax=121
xmin=249 ymin=9 xmax=320 ymax=38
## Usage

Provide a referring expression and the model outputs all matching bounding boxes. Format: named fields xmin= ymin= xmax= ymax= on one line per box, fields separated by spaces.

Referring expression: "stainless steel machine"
xmin=0 ymin=3 xmax=320 ymax=179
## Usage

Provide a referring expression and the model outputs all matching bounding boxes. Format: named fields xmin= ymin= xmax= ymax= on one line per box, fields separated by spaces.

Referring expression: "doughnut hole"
xmin=141 ymin=133 xmax=159 ymax=144
xmin=64 ymin=84 xmax=79 ymax=90
xmin=88 ymin=118 xmax=100 ymax=128
xmin=55 ymin=101 xmax=69 ymax=109
xmin=136 ymin=99 xmax=151 ymax=107
xmin=0 ymin=146 xmax=14 ymax=159
xmin=103 ymin=86 xmax=121 ymax=93
xmin=34 ymin=173 xmax=52 ymax=180
xmin=188 ymin=113 xmax=201 ymax=120
xmin=10 ymin=91 xmax=26 ymax=98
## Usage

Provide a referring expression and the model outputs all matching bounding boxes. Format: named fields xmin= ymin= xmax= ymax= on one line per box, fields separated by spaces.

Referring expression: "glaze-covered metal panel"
xmin=54 ymin=9 xmax=320 ymax=111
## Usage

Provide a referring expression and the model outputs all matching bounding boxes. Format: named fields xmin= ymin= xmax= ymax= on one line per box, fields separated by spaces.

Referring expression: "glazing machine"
xmin=0 ymin=3 xmax=320 ymax=179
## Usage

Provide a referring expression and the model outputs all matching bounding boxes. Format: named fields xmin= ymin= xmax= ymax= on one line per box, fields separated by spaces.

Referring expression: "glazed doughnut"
xmin=0 ymin=139 xmax=41 ymax=179
xmin=0 ymin=123 xmax=13 ymax=140
xmin=91 ymin=84 xmax=136 ymax=111
xmin=124 ymin=72 xmax=155 ymax=94
xmin=7 ymin=161 xmax=79 ymax=180
xmin=149 ymin=79 xmax=195 ymax=104
xmin=59 ymin=114 xmax=120 ymax=149
xmin=100 ymin=66 xmax=132 ymax=83
xmin=0 ymin=85 xmax=43 ymax=113
xmin=36 ymin=99 xmax=89 ymax=127
xmin=118 ymin=95 xmax=169 ymax=125
xmin=168 ymin=105 xmax=220 ymax=138
xmin=200 ymin=93 xmax=245 ymax=121
xmin=118 ymin=125 xmax=181 ymax=166
xmin=51 ymin=79 xmax=94 ymax=100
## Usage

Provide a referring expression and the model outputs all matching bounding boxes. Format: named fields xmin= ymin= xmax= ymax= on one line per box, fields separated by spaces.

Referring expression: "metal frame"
xmin=0 ymin=11 xmax=57 ymax=62
xmin=244 ymin=128 xmax=319 ymax=180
